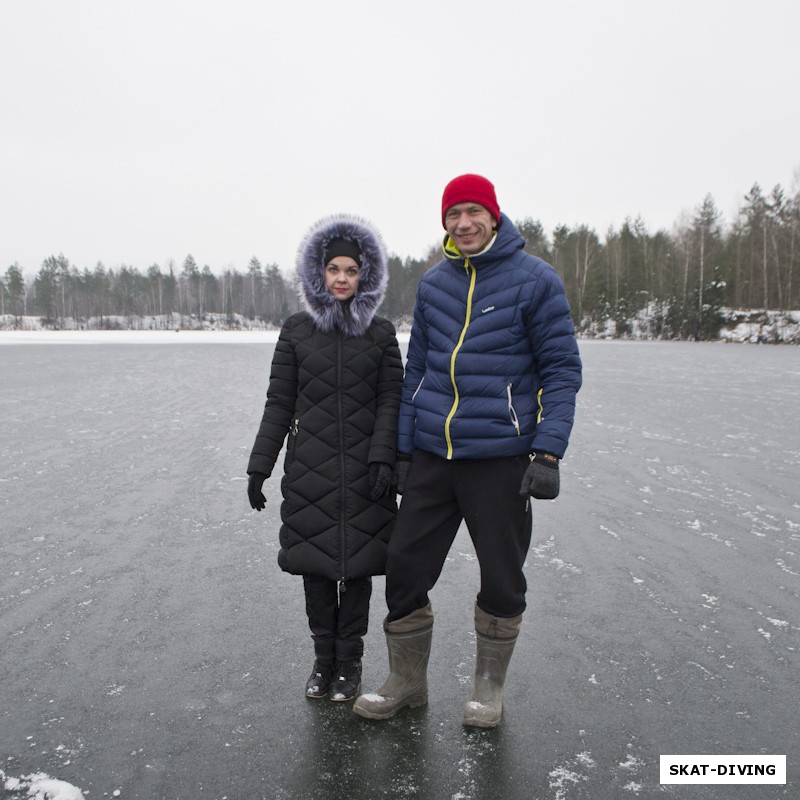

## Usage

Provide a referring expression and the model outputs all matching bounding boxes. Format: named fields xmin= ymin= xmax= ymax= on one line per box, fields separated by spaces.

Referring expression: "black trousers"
xmin=303 ymin=575 xmax=372 ymax=662
xmin=386 ymin=449 xmax=533 ymax=622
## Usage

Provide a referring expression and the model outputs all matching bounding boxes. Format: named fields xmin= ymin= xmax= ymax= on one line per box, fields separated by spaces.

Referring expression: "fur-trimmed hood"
xmin=295 ymin=214 xmax=389 ymax=338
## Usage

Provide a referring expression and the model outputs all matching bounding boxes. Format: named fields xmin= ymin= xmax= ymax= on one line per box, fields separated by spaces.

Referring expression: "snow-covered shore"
xmin=2 ymin=308 xmax=799 ymax=344
xmin=583 ymin=306 xmax=800 ymax=344
xmin=0 ymin=329 xmax=282 ymax=345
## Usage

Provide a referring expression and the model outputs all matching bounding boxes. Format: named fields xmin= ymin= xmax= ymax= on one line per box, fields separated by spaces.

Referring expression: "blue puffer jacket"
xmin=397 ymin=213 xmax=582 ymax=460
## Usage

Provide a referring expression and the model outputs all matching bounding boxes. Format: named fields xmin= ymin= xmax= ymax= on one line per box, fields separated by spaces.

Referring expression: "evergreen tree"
xmin=33 ymin=257 xmax=60 ymax=324
xmin=4 ymin=263 xmax=27 ymax=321
xmin=689 ymin=194 xmax=723 ymax=339
xmin=246 ymin=256 xmax=263 ymax=320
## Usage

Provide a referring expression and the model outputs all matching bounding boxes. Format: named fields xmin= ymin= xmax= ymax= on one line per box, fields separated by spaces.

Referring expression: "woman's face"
xmin=325 ymin=256 xmax=360 ymax=301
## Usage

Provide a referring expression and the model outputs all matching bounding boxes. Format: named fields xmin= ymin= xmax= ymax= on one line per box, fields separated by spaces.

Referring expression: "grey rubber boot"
xmin=353 ymin=603 xmax=433 ymax=720
xmin=461 ymin=604 xmax=522 ymax=728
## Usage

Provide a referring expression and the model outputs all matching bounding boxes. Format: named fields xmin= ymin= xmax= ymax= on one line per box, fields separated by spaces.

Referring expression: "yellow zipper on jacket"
xmin=444 ymin=256 xmax=477 ymax=459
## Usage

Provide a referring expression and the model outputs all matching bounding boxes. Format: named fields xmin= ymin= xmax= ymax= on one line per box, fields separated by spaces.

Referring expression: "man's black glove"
xmin=369 ymin=462 xmax=392 ymax=500
xmin=519 ymin=452 xmax=560 ymax=500
xmin=393 ymin=454 xmax=412 ymax=495
xmin=248 ymin=472 xmax=268 ymax=510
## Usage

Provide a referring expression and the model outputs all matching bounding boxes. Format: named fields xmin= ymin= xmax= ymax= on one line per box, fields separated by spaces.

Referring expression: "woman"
xmin=247 ymin=214 xmax=403 ymax=701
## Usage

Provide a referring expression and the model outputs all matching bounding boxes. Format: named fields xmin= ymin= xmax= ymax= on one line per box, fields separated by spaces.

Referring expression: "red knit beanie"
xmin=441 ymin=174 xmax=500 ymax=228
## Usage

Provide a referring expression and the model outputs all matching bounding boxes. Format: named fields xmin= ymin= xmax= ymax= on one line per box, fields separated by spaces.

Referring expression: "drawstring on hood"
xmin=296 ymin=214 xmax=389 ymax=338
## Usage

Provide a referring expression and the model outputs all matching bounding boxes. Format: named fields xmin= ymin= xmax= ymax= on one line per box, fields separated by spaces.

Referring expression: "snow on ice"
xmin=1 ymin=771 xmax=86 ymax=800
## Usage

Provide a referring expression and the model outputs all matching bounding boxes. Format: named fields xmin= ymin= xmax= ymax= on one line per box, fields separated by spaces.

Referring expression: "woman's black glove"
xmin=519 ymin=452 xmax=560 ymax=500
xmin=248 ymin=472 xmax=268 ymax=510
xmin=369 ymin=462 xmax=392 ymax=500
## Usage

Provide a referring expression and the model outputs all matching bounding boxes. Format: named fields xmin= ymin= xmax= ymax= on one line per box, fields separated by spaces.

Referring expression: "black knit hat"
xmin=324 ymin=237 xmax=361 ymax=266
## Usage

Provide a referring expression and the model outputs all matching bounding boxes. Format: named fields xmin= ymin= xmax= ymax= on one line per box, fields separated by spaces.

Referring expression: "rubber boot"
xmin=462 ymin=604 xmax=522 ymax=728
xmin=353 ymin=603 xmax=433 ymax=720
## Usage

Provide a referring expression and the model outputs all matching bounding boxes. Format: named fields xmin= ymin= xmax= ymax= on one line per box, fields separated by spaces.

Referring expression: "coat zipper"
xmin=444 ymin=258 xmax=477 ymax=459
xmin=288 ymin=417 xmax=299 ymax=461
xmin=336 ymin=332 xmax=347 ymax=583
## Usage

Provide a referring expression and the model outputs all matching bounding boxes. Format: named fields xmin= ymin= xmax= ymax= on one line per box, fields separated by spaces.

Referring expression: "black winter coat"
xmin=248 ymin=215 xmax=403 ymax=581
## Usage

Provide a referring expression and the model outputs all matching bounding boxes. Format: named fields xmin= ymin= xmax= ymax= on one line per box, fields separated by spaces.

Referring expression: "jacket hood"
xmin=442 ymin=212 xmax=524 ymax=267
xmin=296 ymin=214 xmax=389 ymax=337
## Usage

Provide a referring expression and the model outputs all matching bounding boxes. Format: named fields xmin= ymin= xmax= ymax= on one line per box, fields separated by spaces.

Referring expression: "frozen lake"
xmin=1 ymin=337 xmax=798 ymax=799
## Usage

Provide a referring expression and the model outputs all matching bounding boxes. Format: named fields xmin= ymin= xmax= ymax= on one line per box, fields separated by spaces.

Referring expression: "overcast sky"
xmin=2 ymin=0 xmax=799 ymax=277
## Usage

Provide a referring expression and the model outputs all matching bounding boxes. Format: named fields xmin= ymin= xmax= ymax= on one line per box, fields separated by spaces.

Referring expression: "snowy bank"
xmin=0 ymin=329 xmax=281 ymax=345
xmin=580 ymin=306 xmax=800 ymax=344
xmin=2 ymin=308 xmax=799 ymax=344
xmin=717 ymin=308 xmax=800 ymax=344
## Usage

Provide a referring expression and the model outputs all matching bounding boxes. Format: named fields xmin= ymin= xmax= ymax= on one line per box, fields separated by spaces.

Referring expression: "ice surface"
xmin=1 ymin=337 xmax=797 ymax=799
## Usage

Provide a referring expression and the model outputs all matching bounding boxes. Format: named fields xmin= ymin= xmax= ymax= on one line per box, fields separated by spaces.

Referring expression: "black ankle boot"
xmin=330 ymin=660 xmax=362 ymax=702
xmin=306 ymin=659 xmax=334 ymax=699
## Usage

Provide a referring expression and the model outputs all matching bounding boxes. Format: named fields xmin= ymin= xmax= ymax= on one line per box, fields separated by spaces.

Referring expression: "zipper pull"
xmin=339 ymin=579 xmax=347 ymax=594
xmin=290 ymin=418 xmax=299 ymax=436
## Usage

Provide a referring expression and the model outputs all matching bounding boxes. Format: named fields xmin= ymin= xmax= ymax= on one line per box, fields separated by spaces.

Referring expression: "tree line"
xmin=1 ymin=255 xmax=295 ymax=329
xmin=2 ymin=179 xmax=799 ymax=340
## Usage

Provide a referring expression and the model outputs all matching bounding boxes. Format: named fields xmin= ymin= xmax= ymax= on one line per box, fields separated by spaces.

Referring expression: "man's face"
xmin=443 ymin=202 xmax=497 ymax=255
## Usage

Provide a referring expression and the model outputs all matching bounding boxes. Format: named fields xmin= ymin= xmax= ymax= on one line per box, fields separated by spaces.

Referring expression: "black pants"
xmin=386 ymin=449 xmax=533 ymax=622
xmin=303 ymin=575 xmax=372 ymax=662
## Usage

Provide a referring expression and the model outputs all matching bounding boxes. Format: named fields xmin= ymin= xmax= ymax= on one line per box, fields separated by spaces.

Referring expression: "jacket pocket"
xmin=411 ymin=375 xmax=425 ymax=404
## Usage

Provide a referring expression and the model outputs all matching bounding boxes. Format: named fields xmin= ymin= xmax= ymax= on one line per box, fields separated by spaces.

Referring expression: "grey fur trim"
xmin=295 ymin=213 xmax=389 ymax=337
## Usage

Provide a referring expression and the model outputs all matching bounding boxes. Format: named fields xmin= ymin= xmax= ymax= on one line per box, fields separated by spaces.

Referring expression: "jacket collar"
xmin=443 ymin=231 xmax=498 ymax=261
xmin=441 ymin=213 xmax=522 ymax=268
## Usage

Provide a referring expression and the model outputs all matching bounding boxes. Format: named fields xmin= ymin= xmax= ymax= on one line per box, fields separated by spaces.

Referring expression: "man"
xmin=353 ymin=174 xmax=582 ymax=727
